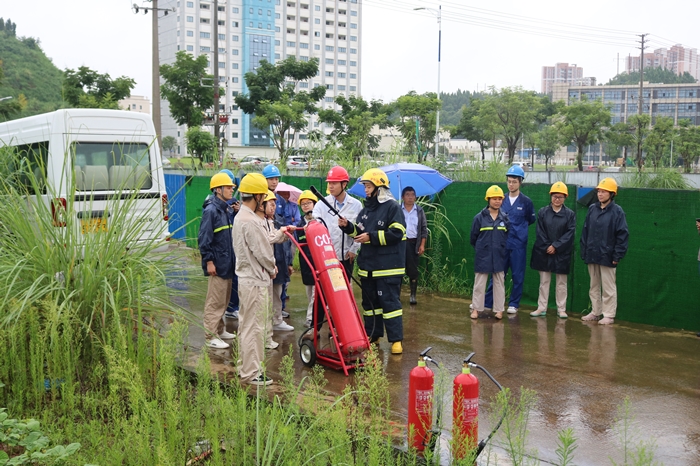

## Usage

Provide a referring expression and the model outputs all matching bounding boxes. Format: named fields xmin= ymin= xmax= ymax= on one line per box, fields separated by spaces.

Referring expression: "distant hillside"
xmin=606 ymin=67 xmax=697 ymax=85
xmin=0 ymin=22 xmax=64 ymax=119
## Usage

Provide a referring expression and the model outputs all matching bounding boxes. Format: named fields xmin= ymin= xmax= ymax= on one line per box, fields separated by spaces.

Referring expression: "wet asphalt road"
xmin=183 ymin=273 xmax=700 ymax=465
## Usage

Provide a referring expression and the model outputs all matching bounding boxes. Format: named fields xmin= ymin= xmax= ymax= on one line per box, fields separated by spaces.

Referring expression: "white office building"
xmin=158 ymin=0 xmax=362 ymax=158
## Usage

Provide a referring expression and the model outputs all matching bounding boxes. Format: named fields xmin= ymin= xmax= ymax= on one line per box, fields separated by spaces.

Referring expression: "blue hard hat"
xmin=262 ymin=164 xmax=281 ymax=179
xmin=219 ymin=169 xmax=236 ymax=184
xmin=506 ymin=165 xmax=525 ymax=179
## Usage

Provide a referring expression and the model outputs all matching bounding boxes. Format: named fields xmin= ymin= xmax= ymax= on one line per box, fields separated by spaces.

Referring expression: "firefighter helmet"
xmin=596 ymin=177 xmax=618 ymax=194
xmin=485 ymin=185 xmax=505 ymax=200
xmin=210 ymin=173 xmax=234 ymax=190
xmin=549 ymin=181 xmax=569 ymax=197
xmin=238 ymin=173 xmax=269 ymax=194
xmin=360 ymin=168 xmax=390 ymax=188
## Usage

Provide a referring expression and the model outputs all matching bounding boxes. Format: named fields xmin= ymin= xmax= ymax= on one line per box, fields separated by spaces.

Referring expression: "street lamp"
xmin=414 ymin=5 xmax=441 ymax=160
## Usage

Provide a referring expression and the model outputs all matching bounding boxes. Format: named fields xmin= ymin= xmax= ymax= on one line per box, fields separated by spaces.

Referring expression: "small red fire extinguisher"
xmin=408 ymin=354 xmax=434 ymax=451
xmin=453 ymin=359 xmax=479 ymax=460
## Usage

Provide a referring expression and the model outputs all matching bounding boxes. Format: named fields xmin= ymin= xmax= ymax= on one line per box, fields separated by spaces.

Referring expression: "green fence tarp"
xmin=175 ymin=174 xmax=700 ymax=331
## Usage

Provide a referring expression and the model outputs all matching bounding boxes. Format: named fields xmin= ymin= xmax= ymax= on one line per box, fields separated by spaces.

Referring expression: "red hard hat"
xmin=326 ymin=166 xmax=350 ymax=182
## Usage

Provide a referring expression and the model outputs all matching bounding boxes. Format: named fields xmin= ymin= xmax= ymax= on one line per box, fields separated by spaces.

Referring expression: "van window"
xmin=0 ymin=142 xmax=49 ymax=195
xmin=71 ymin=142 xmax=153 ymax=191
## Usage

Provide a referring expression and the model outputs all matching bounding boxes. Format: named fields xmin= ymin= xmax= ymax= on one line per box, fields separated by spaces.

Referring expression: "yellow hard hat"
xmin=485 ymin=185 xmax=504 ymax=200
xmin=298 ymin=190 xmax=318 ymax=203
xmin=596 ymin=177 xmax=618 ymax=194
xmin=238 ymin=173 xmax=269 ymax=194
xmin=210 ymin=172 xmax=234 ymax=190
xmin=264 ymin=190 xmax=277 ymax=202
xmin=360 ymin=168 xmax=389 ymax=188
xmin=550 ymin=181 xmax=569 ymax=197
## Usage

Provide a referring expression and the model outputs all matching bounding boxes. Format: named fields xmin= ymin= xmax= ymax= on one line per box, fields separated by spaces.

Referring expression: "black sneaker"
xmin=249 ymin=375 xmax=273 ymax=386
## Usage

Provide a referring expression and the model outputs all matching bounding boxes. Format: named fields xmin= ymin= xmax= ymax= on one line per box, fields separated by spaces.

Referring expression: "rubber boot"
xmin=409 ymin=280 xmax=417 ymax=305
xmin=391 ymin=341 xmax=403 ymax=354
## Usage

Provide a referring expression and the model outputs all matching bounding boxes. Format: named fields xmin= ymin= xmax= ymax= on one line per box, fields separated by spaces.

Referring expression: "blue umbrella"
xmin=348 ymin=163 xmax=453 ymax=199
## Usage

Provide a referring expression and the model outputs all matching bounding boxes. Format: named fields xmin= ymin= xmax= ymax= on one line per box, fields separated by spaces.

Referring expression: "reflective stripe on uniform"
xmin=383 ymin=309 xmax=403 ymax=319
xmin=389 ymin=222 xmax=406 ymax=233
xmin=497 ymin=226 xmax=507 ymax=231
xmin=372 ymin=268 xmax=405 ymax=277
xmin=363 ymin=308 xmax=383 ymax=317
xmin=378 ymin=230 xmax=386 ymax=245
xmin=480 ymin=226 xmax=494 ymax=231
xmin=214 ymin=224 xmax=232 ymax=233
xmin=358 ymin=268 xmax=405 ymax=278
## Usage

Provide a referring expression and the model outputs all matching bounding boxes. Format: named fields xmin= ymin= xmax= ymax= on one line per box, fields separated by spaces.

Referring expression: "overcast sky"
xmin=3 ymin=0 xmax=698 ymax=104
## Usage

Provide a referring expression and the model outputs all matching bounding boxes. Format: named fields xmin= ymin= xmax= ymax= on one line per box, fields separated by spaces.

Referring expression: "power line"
xmin=362 ymin=0 xmax=695 ymax=52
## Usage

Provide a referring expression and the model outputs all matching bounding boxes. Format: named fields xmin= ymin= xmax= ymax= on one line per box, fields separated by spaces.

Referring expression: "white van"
xmin=0 ymin=109 xmax=170 ymax=249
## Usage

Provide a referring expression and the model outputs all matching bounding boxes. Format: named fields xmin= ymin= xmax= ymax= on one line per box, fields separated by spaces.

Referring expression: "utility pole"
xmin=152 ymin=0 xmax=162 ymax=147
xmin=638 ymin=34 xmax=647 ymax=117
xmin=213 ymin=0 xmax=221 ymax=165
xmin=133 ymin=2 xmax=175 ymax=148
xmin=636 ymin=33 xmax=648 ymax=172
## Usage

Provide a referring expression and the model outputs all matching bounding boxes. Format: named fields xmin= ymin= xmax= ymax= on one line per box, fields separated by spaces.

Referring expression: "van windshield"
xmin=71 ymin=142 xmax=153 ymax=191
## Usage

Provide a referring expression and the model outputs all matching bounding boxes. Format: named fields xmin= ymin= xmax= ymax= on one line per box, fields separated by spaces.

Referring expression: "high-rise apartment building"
xmin=541 ymin=63 xmax=584 ymax=95
xmin=158 ymin=0 xmax=362 ymax=156
xmin=626 ymin=44 xmax=699 ymax=81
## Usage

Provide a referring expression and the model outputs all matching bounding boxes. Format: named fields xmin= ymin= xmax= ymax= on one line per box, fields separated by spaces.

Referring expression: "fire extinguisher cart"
xmin=286 ymin=221 xmax=370 ymax=376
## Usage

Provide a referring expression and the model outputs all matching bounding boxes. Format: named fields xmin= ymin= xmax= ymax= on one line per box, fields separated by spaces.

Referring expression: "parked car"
xmin=239 ymin=156 xmax=272 ymax=169
xmin=286 ymin=156 xmax=309 ymax=170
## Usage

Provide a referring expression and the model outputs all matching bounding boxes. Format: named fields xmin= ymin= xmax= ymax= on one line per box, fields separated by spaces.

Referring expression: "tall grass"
xmin=0 ymin=150 xmax=419 ymax=465
xmin=622 ymin=168 xmax=692 ymax=190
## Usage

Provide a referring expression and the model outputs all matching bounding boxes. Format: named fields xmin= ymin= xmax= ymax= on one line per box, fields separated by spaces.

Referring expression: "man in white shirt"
xmin=401 ymin=186 xmax=428 ymax=305
xmin=312 ymin=166 xmax=362 ymax=278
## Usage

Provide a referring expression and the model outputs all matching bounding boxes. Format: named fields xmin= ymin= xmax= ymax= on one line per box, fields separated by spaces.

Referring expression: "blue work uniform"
xmin=485 ymin=192 xmax=535 ymax=309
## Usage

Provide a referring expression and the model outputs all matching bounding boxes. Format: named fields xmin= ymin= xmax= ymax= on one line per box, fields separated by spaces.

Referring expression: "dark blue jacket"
xmin=501 ymin=193 xmax=535 ymax=249
xmin=295 ymin=216 xmax=316 ymax=286
xmin=530 ymin=205 xmax=576 ymax=274
xmin=340 ymin=195 xmax=407 ymax=278
xmin=580 ymin=201 xmax=629 ymax=267
xmin=268 ymin=218 xmax=293 ymax=285
xmin=470 ymin=207 xmax=510 ymax=274
xmin=276 ymin=196 xmax=301 ymax=227
xmin=198 ymin=196 xmax=235 ymax=278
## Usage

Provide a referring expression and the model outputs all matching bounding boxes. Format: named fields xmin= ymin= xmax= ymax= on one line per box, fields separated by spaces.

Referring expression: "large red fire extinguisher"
xmin=408 ymin=355 xmax=434 ymax=451
xmin=304 ymin=220 xmax=368 ymax=356
xmin=453 ymin=360 xmax=479 ymax=460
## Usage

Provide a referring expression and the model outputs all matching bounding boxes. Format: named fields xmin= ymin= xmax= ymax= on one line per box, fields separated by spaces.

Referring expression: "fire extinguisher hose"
xmin=465 ymin=355 xmax=506 ymax=458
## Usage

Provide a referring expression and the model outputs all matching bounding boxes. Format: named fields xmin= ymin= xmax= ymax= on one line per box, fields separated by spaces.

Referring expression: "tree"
xmin=626 ymin=114 xmax=651 ymax=171
xmin=160 ymin=51 xmax=217 ymax=128
xmin=161 ymin=135 xmax=177 ymax=154
xmin=0 ymin=18 xmax=17 ymax=37
xmin=235 ymin=57 xmax=325 ymax=162
xmin=643 ymin=116 xmax=674 ymax=169
xmin=676 ymin=119 xmax=700 ymax=173
xmin=318 ymin=94 xmax=390 ymax=164
xmin=62 ymin=66 xmax=135 ymax=109
xmin=557 ymin=97 xmax=612 ymax=171
xmin=476 ymin=87 xmax=542 ymax=165
xmin=450 ymin=100 xmax=490 ymax=164
xmin=392 ymin=91 xmax=441 ymax=162
xmin=185 ymin=127 xmax=216 ymax=164
xmin=535 ymin=124 xmax=561 ymax=170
